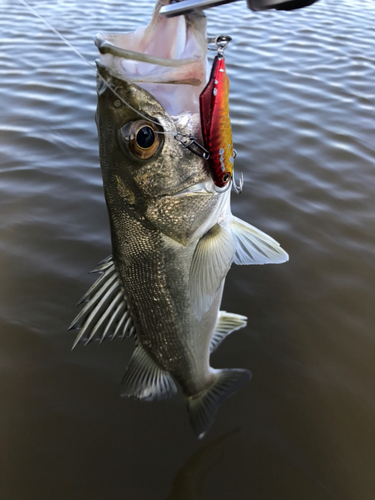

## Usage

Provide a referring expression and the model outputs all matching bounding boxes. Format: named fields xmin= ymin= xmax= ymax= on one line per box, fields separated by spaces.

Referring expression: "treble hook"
xmin=232 ymin=171 xmax=244 ymax=194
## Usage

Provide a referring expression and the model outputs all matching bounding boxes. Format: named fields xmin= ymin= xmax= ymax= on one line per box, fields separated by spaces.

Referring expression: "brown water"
xmin=1 ymin=1 xmax=375 ymax=499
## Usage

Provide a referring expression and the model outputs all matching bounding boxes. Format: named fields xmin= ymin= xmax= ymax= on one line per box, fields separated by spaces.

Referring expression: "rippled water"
xmin=1 ymin=1 xmax=375 ymax=499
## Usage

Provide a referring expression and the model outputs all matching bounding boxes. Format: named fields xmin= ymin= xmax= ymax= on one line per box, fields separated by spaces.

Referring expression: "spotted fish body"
xmin=200 ymin=55 xmax=234 ymax=188
xmin=69 ymin=0 xmax=289 ymax=439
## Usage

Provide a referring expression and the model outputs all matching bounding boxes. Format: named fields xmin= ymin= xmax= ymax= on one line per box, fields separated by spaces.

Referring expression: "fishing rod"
xmin=160 ymin=0 xmax=319 ymax=17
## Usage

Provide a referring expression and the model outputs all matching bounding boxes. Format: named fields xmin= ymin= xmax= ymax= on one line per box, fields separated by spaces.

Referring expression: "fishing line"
xmin=18 ymin=0 xmax=244 ymax=192
xmin=18 ymin=1 xmax=242 ymax=192
xmin=17 ymin=0 xmax=178 ymax=136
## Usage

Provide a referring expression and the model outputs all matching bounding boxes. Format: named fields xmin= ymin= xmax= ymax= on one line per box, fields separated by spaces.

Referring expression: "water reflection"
xmin=166 ymin=428 xmax=240 ymax=500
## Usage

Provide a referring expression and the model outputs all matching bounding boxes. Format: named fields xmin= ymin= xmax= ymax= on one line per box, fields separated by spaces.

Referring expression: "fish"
xmin=69 ymin=0 xmax=289 ymax=438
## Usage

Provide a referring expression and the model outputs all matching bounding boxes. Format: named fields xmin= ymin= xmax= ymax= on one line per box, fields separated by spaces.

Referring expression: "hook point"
xmin=233 ymin=172 xmax=244 ymax=194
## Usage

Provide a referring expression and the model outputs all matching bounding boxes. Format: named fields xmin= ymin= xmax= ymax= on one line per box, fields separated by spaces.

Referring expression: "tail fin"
xmin=186 ymin=369 xmax=251 ymax=439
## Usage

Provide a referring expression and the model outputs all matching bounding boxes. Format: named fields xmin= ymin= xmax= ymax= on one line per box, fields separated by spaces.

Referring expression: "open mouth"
xmin=95 ymin=0 xmax=207 ymax=115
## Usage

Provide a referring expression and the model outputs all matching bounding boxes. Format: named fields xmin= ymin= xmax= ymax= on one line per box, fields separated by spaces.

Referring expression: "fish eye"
xmin=223 ymin=172 xmax=231 ymax=184
xmin=119 ymin=120 xmax=163 ymax=160
xmin=136 ymin=126 xmax=155 ymax=149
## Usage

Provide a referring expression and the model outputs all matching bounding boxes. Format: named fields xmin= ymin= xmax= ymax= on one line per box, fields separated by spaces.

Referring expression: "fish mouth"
xmin=173 ymin=179 xmax=216 ymax=197
xmin=95 ymin=0 xmax=207 ymax=115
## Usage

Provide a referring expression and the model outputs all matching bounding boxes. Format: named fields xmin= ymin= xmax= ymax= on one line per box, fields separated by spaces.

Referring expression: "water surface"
xmin=1 ymin=1 xmax=374 ymax=499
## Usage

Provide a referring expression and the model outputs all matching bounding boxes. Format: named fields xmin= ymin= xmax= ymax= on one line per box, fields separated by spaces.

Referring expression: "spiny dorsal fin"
xmin=231 ymin=216 xmax=289 ymax=265
xmin=120 ymin=343 xmax=177 ymax=401
xmin=189 ymin=224 xmax=236 ymax=321
xmin=210 ymin=311 xmax=247 ymax=353
xmin=68 ymin=256 xmax=135 ymax=349
xmin=186 ymin=368 xmax=251 ymax=439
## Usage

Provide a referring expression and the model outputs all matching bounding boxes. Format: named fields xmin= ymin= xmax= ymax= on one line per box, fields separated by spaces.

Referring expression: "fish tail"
xmin=186 ymin=369 xmax=251 ymax=439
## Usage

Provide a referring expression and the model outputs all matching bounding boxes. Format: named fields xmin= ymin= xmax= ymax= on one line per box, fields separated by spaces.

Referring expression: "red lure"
xmin=199 ymin=54 xmax=234 ymax=188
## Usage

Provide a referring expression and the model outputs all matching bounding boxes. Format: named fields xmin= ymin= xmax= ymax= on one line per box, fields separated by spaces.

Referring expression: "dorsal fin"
xmin=68 ymin=256 xmax=135 ymax=349
xmin=120 ymin=343 xmax=177 ymax=401
xmin=210 ymin=311 xmax=247 ymax=353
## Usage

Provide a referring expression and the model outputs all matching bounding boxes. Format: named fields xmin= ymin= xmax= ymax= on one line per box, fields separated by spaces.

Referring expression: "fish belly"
xmin=111 ymin=209 xmax=216 ymax=396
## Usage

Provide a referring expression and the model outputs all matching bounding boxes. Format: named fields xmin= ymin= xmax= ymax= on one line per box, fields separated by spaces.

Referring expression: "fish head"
xmin=95 ymin=1 xmax=227 ymax=246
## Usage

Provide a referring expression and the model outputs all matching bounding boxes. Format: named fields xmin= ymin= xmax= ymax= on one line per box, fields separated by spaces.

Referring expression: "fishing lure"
xmin=199 ymin=36 xmax=242 ymax=192
xmin=21 ymin=0 xmax=243 ymax=193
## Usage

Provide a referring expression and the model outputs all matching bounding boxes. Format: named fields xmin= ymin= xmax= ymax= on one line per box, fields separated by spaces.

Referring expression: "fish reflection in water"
xmin=69 ymin=0 xmax=288 ymax=438
xmin=166 ymin=428 xmax=240 ymax=499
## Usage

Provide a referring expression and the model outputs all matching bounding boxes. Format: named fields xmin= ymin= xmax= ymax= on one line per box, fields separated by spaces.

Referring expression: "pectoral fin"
xmin=120 ymin=343 xmax=177 ymax=401
xmin=231 ymin=217 xmax=289 ymax=265
xmin=189 ymin=224 xmax=236 ymax=321
xmin=210 ymin=311 xmax=247 ymax=353
xmin=68 ymin=256 xmax=135 ymax=349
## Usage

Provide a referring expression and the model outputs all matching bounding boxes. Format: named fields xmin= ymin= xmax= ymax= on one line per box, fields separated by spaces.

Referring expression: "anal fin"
xmin=120 ymin=343 xmax=177 ymax=401
xmin=186 ymin=369 xmax=251 ymax=439
xmin=210 ymin=311 xmax=247 ymax=353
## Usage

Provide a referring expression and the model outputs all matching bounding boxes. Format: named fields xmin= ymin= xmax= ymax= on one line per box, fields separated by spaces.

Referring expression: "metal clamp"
xmin=174 ymin=134 xmax=211 ymax=159
xmin=159 ymin=0 xmax=320 ymax=18
xmin=207 ymin=35 xmax=232 ymax=55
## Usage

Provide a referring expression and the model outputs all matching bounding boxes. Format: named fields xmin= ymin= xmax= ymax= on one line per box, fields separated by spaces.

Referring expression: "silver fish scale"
xmin=111 ymin=209 xmax=195 ymax=389
xmin=146 ymin=192 xmax=217 ymax=246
